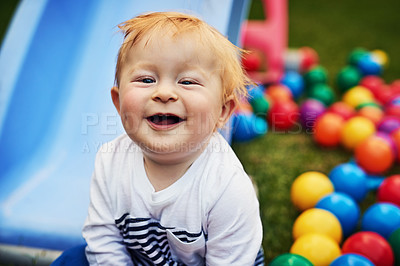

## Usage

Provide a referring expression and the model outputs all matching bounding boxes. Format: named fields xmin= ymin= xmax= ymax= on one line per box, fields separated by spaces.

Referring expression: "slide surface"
xmin=0 ymin=0 xmax=249 ymax=250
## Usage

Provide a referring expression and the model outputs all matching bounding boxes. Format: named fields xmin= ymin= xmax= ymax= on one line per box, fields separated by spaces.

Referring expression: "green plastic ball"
xmin=308 ymin=84 xmax=336 ymax=106
xmin=270 ymin=253 xmax=313 ymax=266
xmin=388 ymin=228 xmax=400 ymax=266
xmin=304 ymin=65 xmax=328 ymax=89
xmin=336 ymin=65 xmax=362 ymax=92
xmin=348 ymin=47 xmax=369 ymax=66
xmin=250 ymin=96 xmax=270 ymax=116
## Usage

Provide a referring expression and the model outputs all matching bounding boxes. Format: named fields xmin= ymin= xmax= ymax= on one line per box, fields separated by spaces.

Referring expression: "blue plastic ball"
xmin=247 ymin=84 xmax=265 ymax=100
xmin=232 ymin=113 xmax=267 ymax=142
xmin=361 ymin=203 xmax=400 ymax=239
xmin=357 ymin=54 xmax=382 ymax=76
xmin=316 ymin=192 xmax=360 ymax=237
xmin=329 ymin=163 xmax=368 ymax=202
xmin=280 ymin=71 xmax=305 ymax=99
xmin=330 ymin=253 xmax=374 ymax=266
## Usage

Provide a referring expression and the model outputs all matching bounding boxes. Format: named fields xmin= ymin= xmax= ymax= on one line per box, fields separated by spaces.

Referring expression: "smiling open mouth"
xmin=147 ymin=114 xmax=184 ymax=126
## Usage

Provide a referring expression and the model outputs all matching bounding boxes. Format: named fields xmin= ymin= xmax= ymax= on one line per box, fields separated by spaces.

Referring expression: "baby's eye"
xmin=180 ymin=79 xmax=197 ymax=85
xmin=141 ymin=78 xmax=155 ymax=83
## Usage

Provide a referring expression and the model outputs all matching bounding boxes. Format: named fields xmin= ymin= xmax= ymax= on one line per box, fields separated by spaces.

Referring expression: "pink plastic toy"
xmin=241 ymin=0 xmax=288 ymax=83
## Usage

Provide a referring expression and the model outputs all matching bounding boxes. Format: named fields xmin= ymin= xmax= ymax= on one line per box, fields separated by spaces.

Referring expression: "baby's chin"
xmin=139 ymin=139 xmax=209 ymax=163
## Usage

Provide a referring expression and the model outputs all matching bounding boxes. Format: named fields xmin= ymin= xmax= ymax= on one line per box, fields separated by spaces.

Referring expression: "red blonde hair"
xmin=115 ymin=11 xmax=251 ymax=103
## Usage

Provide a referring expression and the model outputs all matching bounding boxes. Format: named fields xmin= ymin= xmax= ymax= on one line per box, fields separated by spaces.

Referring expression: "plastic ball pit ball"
xmin=269 ymin=253 xmax=313 ymax=266
xmin=359 ymin=75 xmax=384 ymax=97
xmin=328 ymin=101 xmax=356 ymax=120
xmin=348 ymin=47 xmax=369 ymax=66
xmin=307 ymin=84 xmax=335 ymax=106
xmin=290 ymin=233 xmax=341 ymax=266
xmin=342 ymin=86 xmax=375 ymax=109
xmin=357 ymin=105 xmax=383 ymax=125
xmin=304 ymin=65 xmax=328 ymax=88
xmin=378 ymin=175 xmax=400 ymax=207
xmin=342 ymin=231 xmax=394 ymax=266
xmin=290 ymin=171 xmax=334 ymax=211
xmin=242 ymin=50 xmax=262 ymax=72
xmin=377 ymin=116 xmax=400 ymax=134
xmin=330 ymin=254 xmax=374 ymax=266
xmin=299 ymin=99 xmax=325 ymax=130
xmin=361 ymin=202 xmax=400 ymax=239
xmin=292 ymin=208 xmax=342 ymax=243
xmin=336 ymin=65 xmax=362 ymax=92
xmin=267 ymin=100 xmax=299 ymax=131
xmin=316 ymin=192 xmax=360 ymax=237
xmin=313 ymin=113 xmax=344 ymax=147
xmin=232 ymin=113 xmax=267 ymax=142
xmin=375 ymin=84 xmax=398 ymax=105
xmin=371 ymin=49 xmax=389 ymax=67
xmin=386 ymin=104 xmax=400 ymax=118
xmin=341 ymin=116 xmax=375 ymax=150
xmin=392 ymin=129 xmax=400 ymax=162
xmin=265 ymin=84 xmax=293 ymax=103
xmin=389 ymin=228 xmax=400 ymax=266
xmin=250 ymin=96 xmax=270 ymax=117
xmin=355 ymin=135 xmax=394 ymax=174
xmin=280 ymin=71 xmax=305 ymax=99
xmin=329 ymin=163 xmax=368 ymax=202
xmin=357 ymin=54 xmax=382 ymax=76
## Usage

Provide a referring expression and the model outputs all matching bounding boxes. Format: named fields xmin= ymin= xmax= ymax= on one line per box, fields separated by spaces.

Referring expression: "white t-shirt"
xmin=82 ymin=133 xmax=263 ymax=265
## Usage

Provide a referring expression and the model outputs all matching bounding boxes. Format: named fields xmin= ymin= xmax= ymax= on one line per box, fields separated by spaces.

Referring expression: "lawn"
xmin=238 ymin=0 xmax=400 ymax=261
xmin=1 ymin=0 xmax=399 ymax=263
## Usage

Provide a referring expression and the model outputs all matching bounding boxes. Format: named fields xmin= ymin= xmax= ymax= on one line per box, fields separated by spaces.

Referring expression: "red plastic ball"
xmin=385 ymin=104 xmax=400 ymax=118
xmin=268 ymin=100 xmax=299 ymax=130
xmin=376 ymin=84 xmax=397 ymax=105
xmin=377 ymin=175 xmax=400 ymax=207
xmin=355 ymin=135 xmax=394 ymax=174
xmin=313 ymin=113 xmax=344 ymax=147
xmin=359 ymin=75 xmax=384 ymax=98
xmin=342 ymin=231 xmax=394 ymax=266
xmin=328 ymin=102 xmax=356 ymax=120
xmin=242 ymin=50 xmax=262 ymax=72
xmin=391 ymin=128 xmax=400 ymax=162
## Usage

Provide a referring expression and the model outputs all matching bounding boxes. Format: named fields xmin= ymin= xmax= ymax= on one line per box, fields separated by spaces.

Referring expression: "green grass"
xmin=240 ymin=0 xmax=400 ymax=262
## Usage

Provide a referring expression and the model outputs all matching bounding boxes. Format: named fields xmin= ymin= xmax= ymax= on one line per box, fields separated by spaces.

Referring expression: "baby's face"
xmin=115 ymin=31 xmax=228 ymax=162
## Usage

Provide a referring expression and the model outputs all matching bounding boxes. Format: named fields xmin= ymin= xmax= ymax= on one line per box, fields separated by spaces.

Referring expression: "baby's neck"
xmin=143 ymin=150 xmax=200 ymax=192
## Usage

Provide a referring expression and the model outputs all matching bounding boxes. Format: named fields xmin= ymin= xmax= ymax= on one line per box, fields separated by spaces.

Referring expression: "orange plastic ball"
xmin=313 ymin=113 xmax=345 ymax=147
xmin=265 ymin=84 xmax=293 ymax=103
xmin=355 ymin=135 xmax=395 ymax=174
xmin=391 ymin=128 xmax=400 ymax=162
xmin=358 ymin=106 xmax=384 ymax=125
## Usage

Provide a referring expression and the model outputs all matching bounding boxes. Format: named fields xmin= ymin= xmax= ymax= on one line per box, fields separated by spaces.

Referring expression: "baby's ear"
xmin=217 ymin=95 xmax=237 ymax=128
xmin=111 ymin=86 xmax=121 ymax=115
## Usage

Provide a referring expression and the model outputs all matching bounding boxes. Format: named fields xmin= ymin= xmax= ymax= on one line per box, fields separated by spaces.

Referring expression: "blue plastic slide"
xmin=0 ymin=0 xmax=250 ymax=251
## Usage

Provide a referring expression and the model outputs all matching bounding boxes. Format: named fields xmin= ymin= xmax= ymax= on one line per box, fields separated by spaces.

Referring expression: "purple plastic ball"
xmin=378 ymin=116 xmax=400 ymax=134
xmin=299 ymin=99 xmax=326 ymax=130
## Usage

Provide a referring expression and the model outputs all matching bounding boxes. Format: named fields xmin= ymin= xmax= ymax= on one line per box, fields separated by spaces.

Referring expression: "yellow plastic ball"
xmin=342 ymin=86 xmax=375 ymax=108
xmin=290 ymin=172 xmax=334 ymax=211
xmin=290 ymin=233 xmax=341 ymax=266
xmin=341 ymin=116 xmax=376 ymax=150
xmin=293 ymin=208 xmax=343 ymax=243
xmin=371 ymin=49 xmax=389 ymax=67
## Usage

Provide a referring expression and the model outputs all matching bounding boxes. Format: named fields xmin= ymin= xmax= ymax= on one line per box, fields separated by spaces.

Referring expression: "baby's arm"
xmin=205 ymin=171 xmax=263 ymax=265
xmin=82 ymin=153 xmax=133 ymax=266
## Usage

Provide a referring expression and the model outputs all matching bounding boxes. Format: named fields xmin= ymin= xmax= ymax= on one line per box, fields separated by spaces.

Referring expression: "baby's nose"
xmin=151 ymin=85 xmax=178 ymax=103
